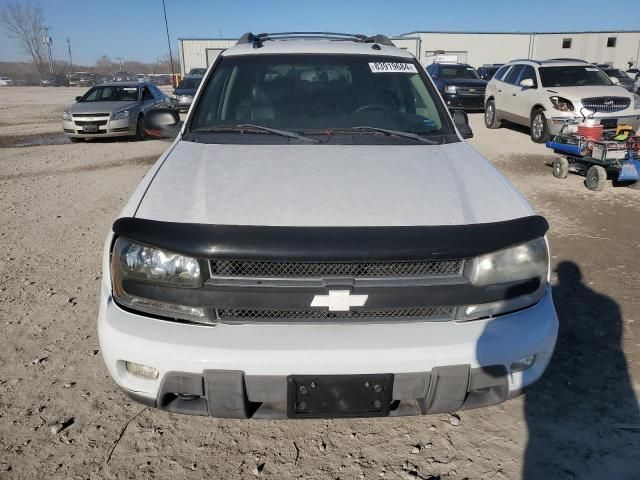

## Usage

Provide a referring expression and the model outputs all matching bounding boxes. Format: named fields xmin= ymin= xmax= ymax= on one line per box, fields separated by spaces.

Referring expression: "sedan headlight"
xmin=550 ymin=96 xmax=574 ymax=112
xmin=458 ymin=237 xmax=549 ymax=321
xmin=111 ymin=238 xmax=208 ymax=323
xmin=62 ymin=111 xmax=72 ymax=121
xmin=112 ymin=109 xmax=131 ymax=120
xmin=444 ymin=85 xmax=458 ymax=94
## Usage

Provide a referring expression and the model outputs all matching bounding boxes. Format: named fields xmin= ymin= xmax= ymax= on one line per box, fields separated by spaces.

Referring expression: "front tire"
xmin=585 ymin=165 xmax=607 ymax=191
xmin=530 ymin=109 xmax=550 ymax=143
xmin=552 ymin=157 xmax=569 ymax=179
xmin=484 ymin=99 xmax=501 ymax=129
xmin=135 ymin=115 xmax=146 ymax=140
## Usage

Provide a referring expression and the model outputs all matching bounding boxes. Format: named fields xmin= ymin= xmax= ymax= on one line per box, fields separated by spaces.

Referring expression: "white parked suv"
xmin=98 ymin=32 xmax=558 ymax=419
xmin=484 ymin=59 xmax=640 ymax=142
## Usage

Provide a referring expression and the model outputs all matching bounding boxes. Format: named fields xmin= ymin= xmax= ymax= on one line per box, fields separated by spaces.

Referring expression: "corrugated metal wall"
xmin=179 ymin=39 xmax=237 ymax=76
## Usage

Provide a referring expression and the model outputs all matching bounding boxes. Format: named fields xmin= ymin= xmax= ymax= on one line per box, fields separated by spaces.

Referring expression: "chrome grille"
xmin=217 ymin=306 xmax=456 ymax=321
xmin=457 ymin=86 xmax=485 ymax=96
xmin=581 ymin=96 xmax=630 ymax=113
xmin=72 ymin=113 xmax=110 ymax=117
xmin=210 ymin=259 xmax=464 ymax=279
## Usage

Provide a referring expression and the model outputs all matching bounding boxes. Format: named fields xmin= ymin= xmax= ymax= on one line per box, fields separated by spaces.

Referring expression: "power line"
xmin=161 ymin=0 xmax=176 ymax=83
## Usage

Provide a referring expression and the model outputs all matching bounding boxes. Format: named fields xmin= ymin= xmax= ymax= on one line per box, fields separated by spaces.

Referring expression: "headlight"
xmin=112 ymin=109 xmax=131 ymax=120
xmin=116 ymin=238 xmax=201 ymax=287
xmin=550 ymin=96 xmax=574 ymax=112
xmin=458 ymin=237 xmax=549 ymax=321
xmin=111 ymin=238 xmax=208 ymax=323
xmin=634 ymin=94 xmax=640 ymax=109
xmin=444 ymin=85 xmax=458 ymax=94
xmin=62 ymin=111 xmax=72 ymax=121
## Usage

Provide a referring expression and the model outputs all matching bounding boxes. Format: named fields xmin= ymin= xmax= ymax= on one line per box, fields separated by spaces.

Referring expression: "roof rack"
xmin=510 ymin=59 xmax=542 ymax=64
xmin=543 ymin=58 xmax=590 ymax=63
xmin=237 ymin=32 xmax=395 ymax=49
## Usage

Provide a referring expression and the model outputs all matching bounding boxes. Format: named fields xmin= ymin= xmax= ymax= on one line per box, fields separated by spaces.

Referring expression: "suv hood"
xmin=544 ymin=85 xmax=633 ymax=99
xmin=134 ymin=141 xmax=532 ymax=227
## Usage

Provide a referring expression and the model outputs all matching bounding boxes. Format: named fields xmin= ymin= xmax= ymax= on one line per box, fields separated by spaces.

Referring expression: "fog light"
xmin=511 ymin=355 xmax=536 ymax=373
xmin=125 ymin=361 xmax=159 ymax=380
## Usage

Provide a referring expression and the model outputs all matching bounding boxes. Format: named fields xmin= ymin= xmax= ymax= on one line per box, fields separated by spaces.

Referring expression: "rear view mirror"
xmin=519 ymin=78 xmax=535 ymax=89
xmin=450 ymin=109 xmax=473 ymax=139
xmin=144 ymin=108 xmax=181 ymax=139
xmin=610 ymin=77 xmax=620 ymax=85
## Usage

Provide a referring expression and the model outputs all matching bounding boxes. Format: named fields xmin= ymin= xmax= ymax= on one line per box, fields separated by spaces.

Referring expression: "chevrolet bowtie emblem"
xmin=310 ymin=290 xmax=368 ymax=312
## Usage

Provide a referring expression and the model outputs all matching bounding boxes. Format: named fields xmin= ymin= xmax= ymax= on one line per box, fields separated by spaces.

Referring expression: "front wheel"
xmin=530 ymin=109 xmax=550 ymax=143
xmin=484 ymin=99 xmax=501 ymax=129
xmin=135 ymin=115 xmax=146 ymax=140
xmin=585 ymin=165 xmax=607 ymax=191
xmin=552 ymin=157 xmax=569 ymax=179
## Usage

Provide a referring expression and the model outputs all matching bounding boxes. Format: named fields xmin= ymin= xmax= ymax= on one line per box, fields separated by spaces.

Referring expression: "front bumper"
xmin=62 ymin=116 xmax=136 ymax=139
xmin=442 ymin=93 xmax=485 ymax=110
xmin=98 ymin=282 xmax=558 ymax=418
xmin=548 ymin=112 xmax=640 ymax=135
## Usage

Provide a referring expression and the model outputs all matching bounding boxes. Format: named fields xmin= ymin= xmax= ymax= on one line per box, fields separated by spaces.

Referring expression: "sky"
xmin=1 ymin=0 xmax=639 ymax=65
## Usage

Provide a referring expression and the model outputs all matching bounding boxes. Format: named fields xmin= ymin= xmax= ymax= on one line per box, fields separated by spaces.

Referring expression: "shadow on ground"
xmin=523 ymin=261 xmax=640 ymax=479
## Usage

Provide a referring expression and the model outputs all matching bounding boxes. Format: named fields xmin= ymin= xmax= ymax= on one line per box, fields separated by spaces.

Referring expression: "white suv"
xmin=484 ymin=59 xmax=640 ymax=142
xmin=98 ymin=32 xmax=558 ymax=419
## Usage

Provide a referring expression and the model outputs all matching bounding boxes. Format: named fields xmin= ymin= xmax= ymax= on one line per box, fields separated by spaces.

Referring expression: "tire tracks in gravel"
xmin=0 ymin=155 xmax=158 ymax=181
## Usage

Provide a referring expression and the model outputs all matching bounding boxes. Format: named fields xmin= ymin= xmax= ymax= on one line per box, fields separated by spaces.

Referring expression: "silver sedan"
xmin=62 ymin=82 xmax=172 ymax=141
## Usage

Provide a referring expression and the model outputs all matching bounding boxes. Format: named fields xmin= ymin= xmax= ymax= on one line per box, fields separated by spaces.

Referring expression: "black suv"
xmin=426 ymin=63 xmax=487 ymax=111
xmin=477 ymin=64 xmax=504 ymax=81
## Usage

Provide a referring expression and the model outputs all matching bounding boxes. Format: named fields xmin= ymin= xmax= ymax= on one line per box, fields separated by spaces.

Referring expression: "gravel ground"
xmin=0 ymin=87 xmax=638 ymax=480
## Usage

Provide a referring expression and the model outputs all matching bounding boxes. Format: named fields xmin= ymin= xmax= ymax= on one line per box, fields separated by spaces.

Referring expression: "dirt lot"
xmin=0 ymin=87 xmax=638 ymax=480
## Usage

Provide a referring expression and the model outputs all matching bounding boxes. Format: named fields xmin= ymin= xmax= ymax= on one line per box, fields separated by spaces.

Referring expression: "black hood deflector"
xmin=112 ymin=216 xmax=549 ymax=261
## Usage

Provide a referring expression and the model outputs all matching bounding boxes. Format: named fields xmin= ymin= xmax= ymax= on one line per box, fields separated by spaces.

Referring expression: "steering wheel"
xmin=351 ymin=104 xmax=391 ymax=115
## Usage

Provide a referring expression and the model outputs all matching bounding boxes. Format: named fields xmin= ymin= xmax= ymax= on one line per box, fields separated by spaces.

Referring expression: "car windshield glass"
xmin=178 ymin=78 xmax=201 ymax=89
xmin=539 ymin=66 xmax=612 ymax=87
xmin=80 ymin=85 xmax=139 ymax=102
xmin=437 ymin=65 xmax=480 ymax=80
xmin=190 ymin=54 xmax=449 ymax=138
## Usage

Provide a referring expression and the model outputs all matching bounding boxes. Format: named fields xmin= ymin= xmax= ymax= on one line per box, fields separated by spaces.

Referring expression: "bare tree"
xmin=1 ymin=3 xmax=47 ymax=75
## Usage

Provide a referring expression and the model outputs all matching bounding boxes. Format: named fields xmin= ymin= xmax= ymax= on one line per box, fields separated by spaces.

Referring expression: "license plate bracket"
xmin=83 ymin=123 xmax=98 ymax=133
xmin=287 ymin=374 xmax=394 ymax=418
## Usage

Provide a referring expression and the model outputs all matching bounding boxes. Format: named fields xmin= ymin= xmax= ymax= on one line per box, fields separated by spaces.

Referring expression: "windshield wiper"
xmin=349 ymin=126 xmax=441 ymax=144
xmin=192 ymin=124 xmax=319 ymax=143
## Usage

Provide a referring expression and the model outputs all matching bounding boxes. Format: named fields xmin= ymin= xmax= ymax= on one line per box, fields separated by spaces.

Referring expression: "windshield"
xmin=190 ymin=54 xmax=449 ymax=140
xmin=539 ymin=66 xmax=612 ymax=87
xmin=438 ymin=65 xmax=480 ymax=80
xmin=80 ymin=85 xmax=139 ymax=102
xmin=177 ymin=77 xmax=202 ymax=90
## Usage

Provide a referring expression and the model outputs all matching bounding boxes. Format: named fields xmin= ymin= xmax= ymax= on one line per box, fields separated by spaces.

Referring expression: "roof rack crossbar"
xmin=237 ymin=32 xmax=395 ymax=48
xmin=543 ymin=58 xmax=589 ymax=63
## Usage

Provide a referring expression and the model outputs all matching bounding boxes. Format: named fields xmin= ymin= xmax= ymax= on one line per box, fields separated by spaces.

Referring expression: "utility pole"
xmin=43 ymin=27 xmax=54 ymax=74
xmin=66 ymin=37 xmax=74 ymax=73
xmin=161 ymin=0 xmax=176 ymax=83
xmin=115 ymin=57 xmax=124 ymax=71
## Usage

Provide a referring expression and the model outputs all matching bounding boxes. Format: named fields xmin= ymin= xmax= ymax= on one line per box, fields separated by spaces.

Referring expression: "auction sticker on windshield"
xmin=369 ymin=62 xmax=417 ymax=73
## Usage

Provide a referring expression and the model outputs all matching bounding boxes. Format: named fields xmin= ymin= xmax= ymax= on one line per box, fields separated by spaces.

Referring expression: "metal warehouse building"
xmin=179 ymin=30 xmax=640 ymax=75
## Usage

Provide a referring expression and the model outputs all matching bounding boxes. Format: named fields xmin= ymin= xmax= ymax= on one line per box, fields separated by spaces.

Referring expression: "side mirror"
xmin=610 ymin=77 xmax=620 ymax=85
xmin=144 ymin=108 xmax=181 ymax=139
xmin=75 ymin=96 xmax=81 ymax=101
xmin=519 ymin=78 xmax=535 ymax=89
xmin=450 ymin=109 xmax=473 ymax=139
